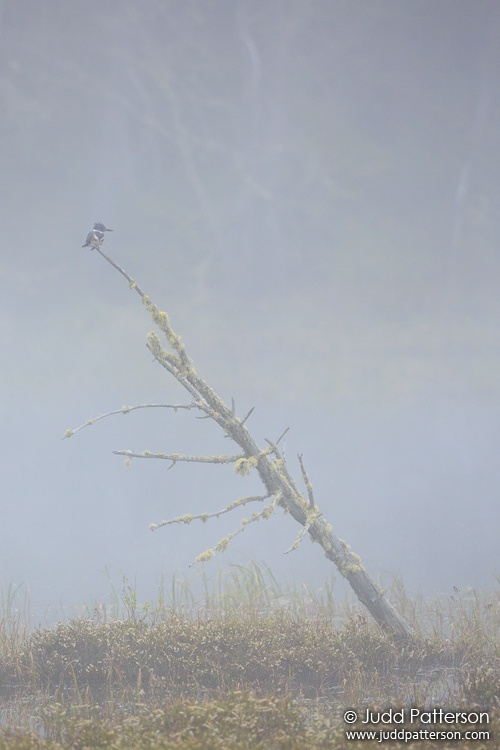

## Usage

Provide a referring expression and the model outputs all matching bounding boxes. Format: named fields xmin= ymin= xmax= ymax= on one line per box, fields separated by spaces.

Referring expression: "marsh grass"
xmin=0 ymin=565 xmax=498 ymax=749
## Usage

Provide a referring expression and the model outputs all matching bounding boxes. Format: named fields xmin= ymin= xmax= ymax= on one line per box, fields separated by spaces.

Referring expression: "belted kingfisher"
xmin=82 ymin=222 xmax=113 ymax=249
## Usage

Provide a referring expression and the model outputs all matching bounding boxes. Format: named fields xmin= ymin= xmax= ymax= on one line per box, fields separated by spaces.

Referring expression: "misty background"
xmin=1 ymin=1 xmax=499 ymax=624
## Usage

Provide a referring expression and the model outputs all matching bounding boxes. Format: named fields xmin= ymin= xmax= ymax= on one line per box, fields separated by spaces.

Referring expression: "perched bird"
xmin=82 ymin=222 xmax=113 ymax=249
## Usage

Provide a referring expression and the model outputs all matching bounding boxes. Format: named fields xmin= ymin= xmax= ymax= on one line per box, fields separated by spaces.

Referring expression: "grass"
xmin=0 ymin=564 xmax=498 ymax=749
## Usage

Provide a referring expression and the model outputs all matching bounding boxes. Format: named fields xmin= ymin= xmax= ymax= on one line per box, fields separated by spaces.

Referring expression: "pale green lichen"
xmin=344 ymin=564 xmax=362 ymax=574
xmin=215 ymin=536 xmax=231 ymax=552
xmin=262 ymin=505 xmax=275 ymax=520
xmin=193 ymin=549 xmax=215 ymax=564
xmin=234 ymin=456 xmax=258 ymax=476
xmin=153 ymin=310 xmax=170 ymax=329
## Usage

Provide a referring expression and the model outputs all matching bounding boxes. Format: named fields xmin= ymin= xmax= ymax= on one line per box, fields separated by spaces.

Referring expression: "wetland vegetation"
xmin=0 ymin=564 xmax=498 ymax=748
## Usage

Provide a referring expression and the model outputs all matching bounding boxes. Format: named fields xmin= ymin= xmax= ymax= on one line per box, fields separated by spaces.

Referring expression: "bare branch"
xmin=63 ymin=403 xmax=198 ymax=439
xmin=113 ymin=450 xmax=244 ymax=465
xmin=146 ymin=335 xmax=207 ymax=406
xmin=284 ymin=523 xmax=311 ymax=554
xmin=298 ymin=453 xmax=315 ymax=510
xmin=276 ymin=427 xmax=290 ymax=445
xmin=97 ymin=248 xmax=189 ymax=376
xmin=264 ymin=438 xmax=303 ymax=502
xmin=240 ymin=406 xmax=255 ymax=426
xmin=96 ymin=247 xmax=147 ymax=298
xmin=189 ymin=496 xmax=278 ymax=567
xmin=150 ymin=493 xmax=272 ymax=531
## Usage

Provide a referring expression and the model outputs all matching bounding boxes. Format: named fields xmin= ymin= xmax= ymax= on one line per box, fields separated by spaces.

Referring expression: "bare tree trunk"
xmin=81 ymin=248 xmax=415 ymax=641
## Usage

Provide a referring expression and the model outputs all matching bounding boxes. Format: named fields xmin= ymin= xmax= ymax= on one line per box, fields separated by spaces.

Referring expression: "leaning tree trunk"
xmin=73 ymin=247 xmax=415 ymax=641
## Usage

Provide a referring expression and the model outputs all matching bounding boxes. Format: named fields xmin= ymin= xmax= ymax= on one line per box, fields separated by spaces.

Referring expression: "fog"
xmin=1 ymin=1 xmax=499 ymax=624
